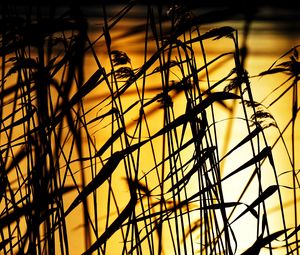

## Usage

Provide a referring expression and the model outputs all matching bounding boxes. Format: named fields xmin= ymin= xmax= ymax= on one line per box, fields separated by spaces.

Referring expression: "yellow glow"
xmin=1 ymin=4 xmax=299 ymax=255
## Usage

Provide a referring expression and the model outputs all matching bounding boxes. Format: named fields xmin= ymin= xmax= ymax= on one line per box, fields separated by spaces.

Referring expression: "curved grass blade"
xmin=222 ymin=146 xmax=272 ymax=182
xmin=220 ymin=126 xmax=263 ymax=161
xmin=82 ymin=195 xmax=137 ymax=255
xmin=185 ymin=26 xmax=235 ymax=44
xmin=94 ymin=128 xmax=125 ymax=157
xmin=65 ymin=138 xmax=149 ymax=216
xmin=241 ymin=229 xmax=288 ymax=255
xmin=68 ymin=68 xmax=104 ymax=107
xmin=64 ymin=151 xmax=123 ymax=216
xmin=259 ymin=67 xmax=288 ymax=76
xmin=153 ymin=92 xmax=240 ymax=139
xmin=175 ymin=147 xmax=274 ymax=207
xmin=286 ymin=224 xmax=300 ymax=240
xmin=232 ymin=185 xmax=279 ymax=224
xmin=86 ymin=108 xmax=118 ymax=125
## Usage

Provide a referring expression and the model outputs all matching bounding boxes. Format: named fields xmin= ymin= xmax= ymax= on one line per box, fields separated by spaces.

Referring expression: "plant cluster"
xmin=0 ymin=2 xmax=299 ymax=255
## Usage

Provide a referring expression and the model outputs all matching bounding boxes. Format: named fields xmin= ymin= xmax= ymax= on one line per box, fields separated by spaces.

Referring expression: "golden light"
xmin=0 ymin=3 xmax=299 ymax=255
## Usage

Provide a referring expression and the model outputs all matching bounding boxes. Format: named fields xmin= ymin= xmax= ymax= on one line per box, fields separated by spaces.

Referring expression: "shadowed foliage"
xmin=0 ymin=1 xmax=299 ymax=255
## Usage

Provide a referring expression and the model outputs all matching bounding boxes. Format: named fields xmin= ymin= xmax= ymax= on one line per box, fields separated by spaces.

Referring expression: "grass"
xmin=0 ymin=2 xmax=299 ymax=254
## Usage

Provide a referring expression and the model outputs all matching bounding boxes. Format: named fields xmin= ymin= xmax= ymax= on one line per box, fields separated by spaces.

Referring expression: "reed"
xmin=0 ymin=2 xmax=299 ymax=254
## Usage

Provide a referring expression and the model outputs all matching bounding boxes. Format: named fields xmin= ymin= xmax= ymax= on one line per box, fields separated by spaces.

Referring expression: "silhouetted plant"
xmin=0 ymin=2 xmax=299 ymax=255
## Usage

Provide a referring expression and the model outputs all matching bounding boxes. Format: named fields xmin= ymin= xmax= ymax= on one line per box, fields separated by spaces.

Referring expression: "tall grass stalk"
xmin=0 ymin=2 xmax=299 ymax=255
